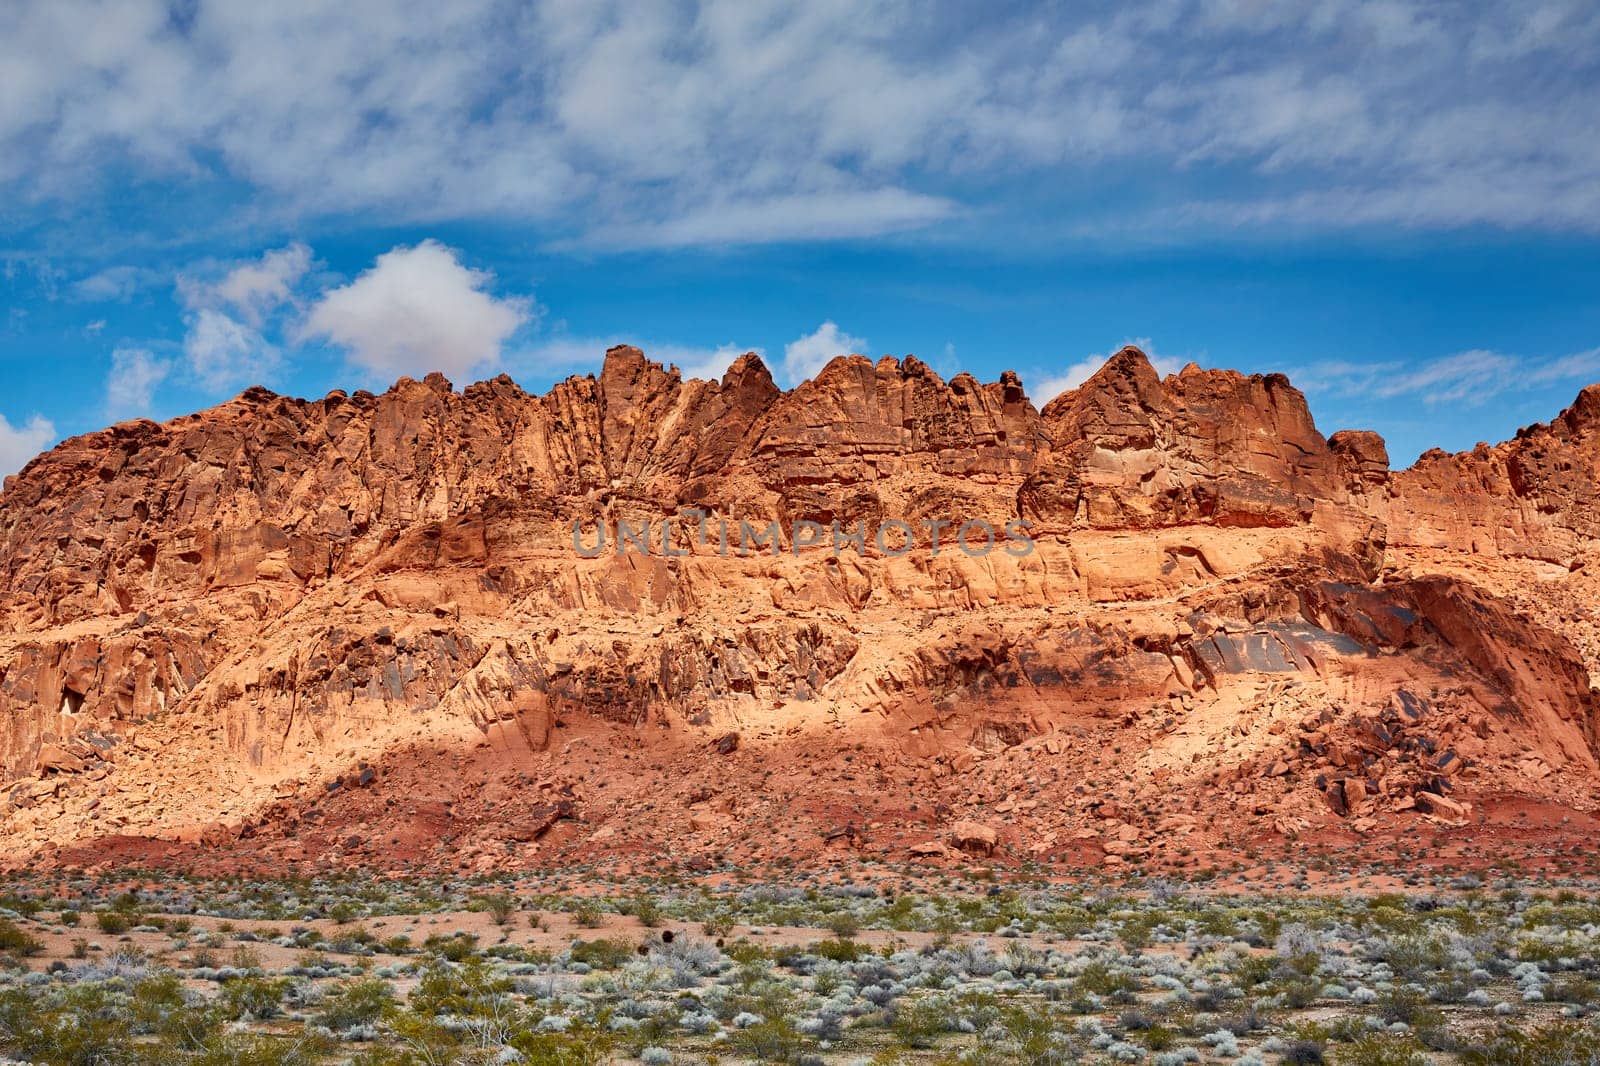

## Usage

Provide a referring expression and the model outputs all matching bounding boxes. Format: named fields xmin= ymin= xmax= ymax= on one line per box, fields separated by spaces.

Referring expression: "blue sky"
xmin=3 ymin=1 xmax=1599 ymax=479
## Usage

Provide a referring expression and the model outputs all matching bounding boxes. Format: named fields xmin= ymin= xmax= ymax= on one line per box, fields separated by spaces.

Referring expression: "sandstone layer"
xmin=3 ymin=345 xmax=1600 ymax=875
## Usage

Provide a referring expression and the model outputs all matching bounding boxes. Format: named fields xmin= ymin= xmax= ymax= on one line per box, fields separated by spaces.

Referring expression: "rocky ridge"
xmin=3 ymin=344 xmax=1600 ymax=875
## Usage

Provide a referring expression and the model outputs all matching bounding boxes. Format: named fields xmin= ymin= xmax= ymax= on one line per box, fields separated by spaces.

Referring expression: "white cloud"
xmin=1031 ymin=338 xmax=1185 ymax=406
xmin=171 ymin=242 xmax=312 ymax=392
xmin=1 ymin=252 xmax=62 ymax=299
xmin=1031 ymin=357 xmax=1114 ymax=406
xmin=177 ymin=242 xmax=311 ymax=322
xmin=1526 ymin=346 xmax=1600 ymax=386
xmin=1295 ymin=345 xmax=1600 ymax=408
xmin=105 ymin=346 xmax=171 ymax=419
xmin=184 ymin=307 xmax=279 ymax=392
xmin=5 ymin=2 xmax=1597 ymax=245
xmin=201 ymin=242 xmax=311 ymax=326
xmin=0 ymin=413 xmax=55 ymax=482
xmin=782 ymin=321 xmax=868 ymax=386
xmin=70 ymin=265 xmax=163 ymax=302
xmin=1370 ymin=349 xmax=1517 ymax=405
xmin=653 ymin=342 xmax=765 ymax=382
xmin=505 ymin=336 xmax=620 ymax=379
xmin=302 ymin=240 xmax=531 ymax=382
xmin=576 ymin=189 xmax=956 ymax=250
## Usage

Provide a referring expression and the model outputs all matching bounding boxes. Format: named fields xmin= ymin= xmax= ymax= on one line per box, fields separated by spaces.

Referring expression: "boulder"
xmin=948 ymin=820 xmax=1000 ymax=855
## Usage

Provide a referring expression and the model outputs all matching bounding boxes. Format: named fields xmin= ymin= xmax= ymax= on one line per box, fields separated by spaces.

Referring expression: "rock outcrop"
xmin=3 ymin=342 xmax=1600 ymax=874
xmin=1386 ymin=384 xmax=1600 ymax=564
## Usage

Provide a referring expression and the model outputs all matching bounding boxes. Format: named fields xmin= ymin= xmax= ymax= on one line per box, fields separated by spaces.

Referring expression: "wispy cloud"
xmin=1294 ymin=345 xmax=1600 ymax=407
xmin=656 ymin=342 xmax=765 ymax=383
xmin=105 ymin=346 xmax=171 ymax=420
xmin=182 ymin=309 xmax=278 ymax=393
xmin=180 ymin=242 xmax=310 ymax=327
xmin=70 ymin=265 xmax=165 ymax=303
xmin=2 ymin=2 xmax=1596 ymax=247
xmin=172 ymin=242 xmax=315 ymax=392
xmin=574 ymin=190 xmax=956 ymax=250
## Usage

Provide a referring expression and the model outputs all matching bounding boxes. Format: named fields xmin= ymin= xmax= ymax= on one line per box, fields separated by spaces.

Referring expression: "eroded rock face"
xmin=1386 ymin=384 xmax=1600 ymax=564
xmin=0 ymin=629 xmax=212 ymax=779
xmin=3 ymin=343 xmax=1600 ymax=871
xmin=1029 ymin=350 xmax=1348 ymax=530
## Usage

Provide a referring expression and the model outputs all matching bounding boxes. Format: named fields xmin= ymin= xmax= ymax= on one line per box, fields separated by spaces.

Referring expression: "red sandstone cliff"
xmin=2 ymin=345 xmax=1598 ymax=874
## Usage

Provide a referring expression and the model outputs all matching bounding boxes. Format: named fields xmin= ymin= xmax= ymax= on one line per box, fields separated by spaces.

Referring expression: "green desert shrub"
xmin=625 ymin=894 xmax=665 ymax=928
xmin=317 ymin=975 xmax=393 ymax=1031
xmin=0 ymin=984 xmax=132 ymax=1066
xmin=825 ymin=911 xmax=861 ymax=939
xmin=94 ymin=910 xmax=130 ymax=935
xmin=221 ymin=975 xmax=291 ymax=1020
xmin=0 ymin=919 xmax=42 ymax=957
xmin=890 ymin=994 xmax=951 ymax=1049
xmin=728 ymin=1016 xmax=811 ymax=1063
xmin=1462 ymin=1023 xmax=1600 ymax=1066
xmin=474 ymin=892 xmax=518 ymax=926
xmin=422 ymin=932 xmax=479 ymax=961
xmin=568 ymin=936 xmax=636 ymax=970
xmin=569 ymin=900 xmax=606 ymax=928
xmin=811 ymin=936 xmax=867 ymax=962
xmin=1337 ymin=1033 xmax=1429 ymax=1066
xmin=192 ymin=1030 xmax=336 ymax=1065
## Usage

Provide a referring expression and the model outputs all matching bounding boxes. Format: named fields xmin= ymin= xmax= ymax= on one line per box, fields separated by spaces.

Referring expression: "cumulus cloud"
xmin=0 ymin=413 xmax=55 ymax=482
xmin=105 ymin=346 xmax=172 ymax=420
xmin=4 ymin=2 xmax=1597 ymax=245
xmin=782 ymin=321 xmax=868 ymax=385
xmin=1030 ymin=338 xmax=1186 ymax=406
xmin=102 ymin=238 xmax=765 ymax=405
xmin=302 ymin=240 xmax=531 ymax=382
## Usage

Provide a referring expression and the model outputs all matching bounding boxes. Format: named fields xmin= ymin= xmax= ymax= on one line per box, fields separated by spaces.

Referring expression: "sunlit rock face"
xmin=3 ymin=344 xmax=1600 ymax=874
